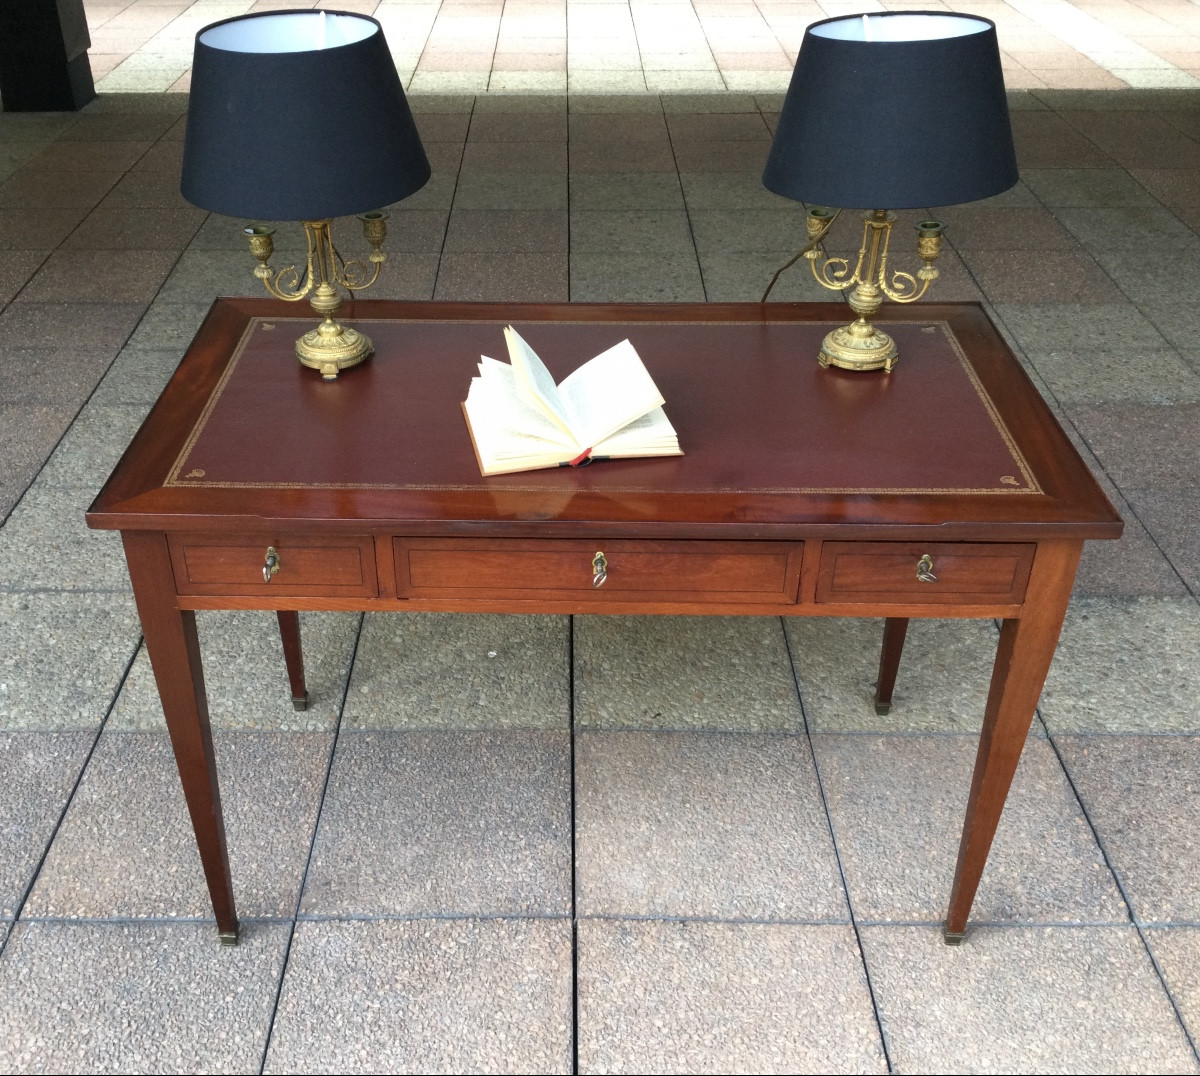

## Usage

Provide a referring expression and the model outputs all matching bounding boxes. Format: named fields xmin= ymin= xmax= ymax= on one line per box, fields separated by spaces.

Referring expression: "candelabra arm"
xmin=244 ymin=226 xmax=311 ymax=303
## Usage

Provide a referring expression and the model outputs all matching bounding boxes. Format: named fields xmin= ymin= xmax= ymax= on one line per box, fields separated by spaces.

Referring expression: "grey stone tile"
xmin=1058 ymin=735 xmax=1200 ymax=923
xmin=568 ymin=171 xmax=684 ymax=210
xmin=265 ymin=918 xmax=572 ymax=1075
xmin=154 ymin=247 xmax=268 ymax=304
xmin=576 ymin=731 xmax=846 ymax=920
xmin=688 ymin=207 xmax=805 ymax=254
xmin=469 ymin=111 xmax=568 ymax=142
xmin=701 ymin=249 xmax=846 ymax=302
xmin=0 ymin=480 xmax=129 ymax=591
xmin=87 ymin=346 xmax=183 ymax=406
xmin=111 ymin=611 xmax=360 ymax=732
xmin=444 ymin=208 xmax=568 ymax=253
xmin=27 ymin=730 xmax=332 ymax=919
xmin=577 ymin=919 xmax=886 ymax=1074
xmin=301 ymin=730 xmax=570 ymax=916
xmin=61 ymin=203 xmax=206 ymax=249
xmin=1041 ymin=598 xmax=1200 ymax=733
xmin=0 ymin=300 xmax=145 ymax=351
xmin=570 ymin=252 xmax=704 ymax=302
xmin=1055 ymin=206 xmax=1200 ymax=254
xmin=0 ymin=207 xmax=89 ymax=249
xmin=434 ymin=252 xmax=569 ymax=301
xmin=0 ymin=731 xmax=94 ymax=917
xmin=1073 ymin=500 xmax=1189 ymax=598
xmin=568 ymin=137 xmax=677 ymax=173
xmin=569 ymin=111 xmax=668 ymax=141
xmin=1029 ymin=347 xmax=1200 ymax=405
xmin=569 ymin=94 xmax=665 ymax=114
xmin=0 ymin=920 xmax=288 ymax=1073
xmin=679 ymin=170 xmax=792 ymax=210
xmin=36 ymin=403 xmax=150 ymax=491
xmin=1022 ymin=167 xmax=1162 ymax=207
xmin=0 ymin=590 xmax=140 ymax=731
xmin=22 ymin=140 xmax=153 ymax=174
xmin=0 ymin=402 xmax=78 ymax=508
xmin=574 ymin=615 xmax=799 ymax=731
xmin=1127 ymin=487 xmax=1200 ymax=592
xmin=570 ymin=209 xmax=695 ymax=253
xmin=0 ymin=167 xmax=120 ymax=209
xmin=343 ymin=612 xmax=567 ymax=731
xmin=124 ymin=300 xmax=212 ymax=350
xmin=1 ymin=346 xmax=115 ymax=406
xmin=961 ymin=249 xmax=1126 ymax=303
xmin=1145 ymin=927 xmax=1200 ymax=1045
xmin=992 ymin=302 xmax=1172 ymax=353
xmin=60 ymin=111 xmax=180 ymax=142
xmin=475 ymin=95 xmax=567 ymax=116
xmin=945 ymin=206 xmax=1082 ymax=250
xmin=862 ymin=924 xmax=1199 ymax=1074
xmin=452 ymin=171 xmax=568 ymax=210
xmin=97 ymin=169 xmax=195 ymax=208
xmin=815 ymin=734 xmax=1126 ymax=924
xmin=1071 ymin=403 xmax=1200 ymax=489
xmin=0 ymin=248 xmax=47 ymax=304
xmin=785 ymin=617 xmax=1001 ymax=734
xmin=461 ymin=140 xmax=567 ymax=174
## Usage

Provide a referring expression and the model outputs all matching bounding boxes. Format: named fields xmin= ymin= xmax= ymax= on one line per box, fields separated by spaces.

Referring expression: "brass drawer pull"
xmin=592 ymin=550 xmax=608 ymax=588
xmin=916 ymin=553 xmax=937 ymax=583
xmin=263 ymin=546 xmax=280 ymax=583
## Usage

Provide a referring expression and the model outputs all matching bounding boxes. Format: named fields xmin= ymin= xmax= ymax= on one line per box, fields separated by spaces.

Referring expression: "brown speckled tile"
xmin=1070 ymin=404 xmax=1200 ymax=488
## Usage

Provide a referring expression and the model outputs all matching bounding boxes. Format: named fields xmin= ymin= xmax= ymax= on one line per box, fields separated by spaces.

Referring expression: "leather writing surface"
xmin=168 ymin=317 xmax=1037 ymax=496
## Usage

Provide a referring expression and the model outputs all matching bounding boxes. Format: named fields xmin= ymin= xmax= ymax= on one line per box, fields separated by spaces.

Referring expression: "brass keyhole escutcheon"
xmin=916 ymin=553 xmax=937 ymax=583
xmin=592 ymin=551 xmax=608 ymax=588
xmin=263 ymin=546 xmax=280 ymax=583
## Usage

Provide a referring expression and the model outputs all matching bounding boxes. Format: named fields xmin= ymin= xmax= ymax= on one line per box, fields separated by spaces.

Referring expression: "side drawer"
xmin=816 ymin=542 xmax=1035 ymax=605
xmin=395 ymin=538 xmax=802 ymax=604
xmin=169 ymin=535 xmax=378 ymax=597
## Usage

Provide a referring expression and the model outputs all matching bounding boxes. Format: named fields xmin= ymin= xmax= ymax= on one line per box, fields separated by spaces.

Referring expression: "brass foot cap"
xmin=874 ymin=701 xmax=892 ymax=716
xmin=291 ymin=692 xmax=309 ymax=712
xmin=218 ymin=928 xmax=240 ymax=947
xmin=942 ymin=929 xmax=967 ymax=946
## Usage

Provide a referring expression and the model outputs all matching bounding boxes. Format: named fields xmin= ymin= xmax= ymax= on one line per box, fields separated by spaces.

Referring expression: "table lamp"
xmin=762 ymin=12 xmax=1018 ymax=373
xmin=180 ymin=10 xmax=431 ymax=380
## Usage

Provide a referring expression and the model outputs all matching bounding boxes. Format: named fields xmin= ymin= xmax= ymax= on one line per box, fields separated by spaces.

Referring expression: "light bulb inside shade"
xmin=197 ymin=11 xmax=377 ymax=53
xmin=810 ymin=13 xmax=990 ymax=42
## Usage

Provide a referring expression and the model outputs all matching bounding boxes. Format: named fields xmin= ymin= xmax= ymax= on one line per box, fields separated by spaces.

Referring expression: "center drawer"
xmin=394 ymin=538 xmax=802 ymax=604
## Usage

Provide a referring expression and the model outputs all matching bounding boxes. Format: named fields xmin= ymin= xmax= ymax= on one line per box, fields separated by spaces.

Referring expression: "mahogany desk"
xmin=86 ymin=298 xmax=1122 ymax=944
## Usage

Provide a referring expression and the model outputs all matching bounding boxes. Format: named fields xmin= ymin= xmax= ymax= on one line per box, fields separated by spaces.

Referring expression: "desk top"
xmin=88 ymin=299 xmax=1122 ymax=542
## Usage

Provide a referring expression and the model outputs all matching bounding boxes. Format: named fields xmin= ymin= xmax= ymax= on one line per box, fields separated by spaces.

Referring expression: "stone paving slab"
xmin=577 ymin=919 xmax=887 ymax=1074
xmin=1056 ymin=734 xmax=1200 ymax=923
xmin=265 ymin=917 xmax=572 ymax=1075
xmin=26 ymin=730 xmax=332 ymax=920
xmin=0 ymin=591 xmax=141 ymax=732
xmin=576 ymin=730 xmax=846 ymax=921
xmin=813 ymin=733 xmax=1128 ymax=925
xmin=785 ymin=617 xmax=1003 ymax=734
xmin=0 ymin=731 xmax=95 ymax=918
xmin=343 ymin=612 xmax=569 ymax=731
xmin=574 ymin=615 xmax=799 ymax=732
xmin=110 ymin=611 xmax=360 ymax=732
xmin=0 ymin=920 xmax=289 ymax=1075
xmin=301 ymin=730 xmax=571 ymax=917
xmin=861 ymin=924 xmax=1200 ymax=1074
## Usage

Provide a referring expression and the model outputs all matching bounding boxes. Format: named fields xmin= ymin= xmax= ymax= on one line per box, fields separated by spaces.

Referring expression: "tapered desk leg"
xmin=122 ymin=531 xmax=239 ymax=944
xmin=875 ymin=617 xmax=909 ymax=715
xmin=276 ymin=611 xmax=309 ymax=711
xmin=943 ymin=539 xmax=1082 ymax=944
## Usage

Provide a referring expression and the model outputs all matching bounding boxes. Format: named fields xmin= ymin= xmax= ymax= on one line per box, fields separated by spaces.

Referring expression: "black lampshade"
xmin=763 ymin=12 xmax=1018 ymax=210
xmin=180 ymin=10 xmax=430 ymax=220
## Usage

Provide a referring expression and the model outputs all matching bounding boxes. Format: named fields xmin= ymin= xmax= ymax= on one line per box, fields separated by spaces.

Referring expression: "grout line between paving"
xmin=0 ymin=634 xmax=141 ymax=960
xmin=781 ymin=613 xmax=896 ymax=1073
xmin=1042 ymin=720 xmax=1200 ymax=1067
xmin=256 ymin=610 xmax=366 ymax=1076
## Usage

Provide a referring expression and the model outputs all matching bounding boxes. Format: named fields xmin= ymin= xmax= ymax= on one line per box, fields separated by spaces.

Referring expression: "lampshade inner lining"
xmin=198 ymin=12 xmax=377 ymax=53
xmin=810 ymin=13 xmax=990 ymax=42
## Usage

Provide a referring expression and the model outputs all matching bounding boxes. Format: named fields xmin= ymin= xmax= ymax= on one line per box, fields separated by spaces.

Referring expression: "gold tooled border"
xmin=167 ymin=317 xmax=1042 ymax=496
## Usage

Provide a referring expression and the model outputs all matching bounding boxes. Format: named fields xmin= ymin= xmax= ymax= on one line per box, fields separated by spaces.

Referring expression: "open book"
xmin=462 ymin=325 xmax=682 ymax=476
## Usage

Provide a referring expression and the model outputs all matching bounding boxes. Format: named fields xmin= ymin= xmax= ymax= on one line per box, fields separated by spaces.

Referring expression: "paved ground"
xmin=0 ymin=2 xmax=1199 ymax=1073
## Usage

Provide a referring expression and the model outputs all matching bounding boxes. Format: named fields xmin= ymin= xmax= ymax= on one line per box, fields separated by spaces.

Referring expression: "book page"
xmin=594 ymin=407 xmax=682 ymax=457
xmin=503 ymin=326 xmax=574 ymax=438
xmin=556 ymin=339 xmax=665 ymax=447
